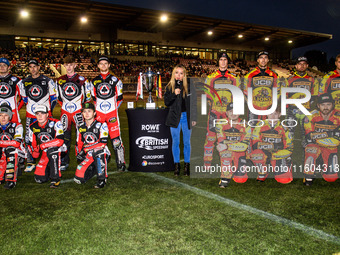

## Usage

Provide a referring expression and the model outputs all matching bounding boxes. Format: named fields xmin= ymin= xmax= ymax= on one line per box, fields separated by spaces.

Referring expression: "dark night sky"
xmin=96 ymin=0 xmax=340 ymax=60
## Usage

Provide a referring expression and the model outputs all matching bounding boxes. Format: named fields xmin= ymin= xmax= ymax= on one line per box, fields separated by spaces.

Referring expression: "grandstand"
xmin=0 ymin=47 xmax=325 ymax=87
xmin=0 ymin=0 xmax=333 ymax=82
xmin=0 ymin=0 xmax=332 ymax=59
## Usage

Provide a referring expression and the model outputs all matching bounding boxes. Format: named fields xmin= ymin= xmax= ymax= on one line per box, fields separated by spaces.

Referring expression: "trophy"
xmin=136 ymin=67 xmax=162 ymax=109
xmin=143 ymin=67 xmax=157 ymax=104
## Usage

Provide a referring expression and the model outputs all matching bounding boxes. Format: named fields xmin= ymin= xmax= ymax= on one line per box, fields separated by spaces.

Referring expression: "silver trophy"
xmin=143 ymin=67 xmax=157 ymax=103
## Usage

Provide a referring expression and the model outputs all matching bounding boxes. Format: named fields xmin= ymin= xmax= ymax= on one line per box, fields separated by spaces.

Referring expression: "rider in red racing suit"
xmin=319 ymin=54 xmax=340 ymax=111
xmin=89 ymin=56 xmax=125 ymax=171
xmin=0 ymin=104 xmax=26 ymax=189
xmin=244 ymin=51 xmax=278 ymax=120
xmin=203 ymin=52 xmax=241 ymax=168
xmin=18 ymin=59 xmax=57 ymax=173
xmin=285 ymin=57 xmax=317 ymax=144
xmin=27 ymin=105 xmax=65 ymax=188
xmin=303 ymin=93 xmax=340 ymax=186
xmin=0 ymin=57 xmax=24 ymax=124
xmin=216 ymin=103 xmax=251 ymax=187
xmin=249 ymin=107 xmax=294 ymax=184
xmin=74 ymin=103 xmax=110 ymax=188
xmin=56 ymin=55 xmax=90 ymax=170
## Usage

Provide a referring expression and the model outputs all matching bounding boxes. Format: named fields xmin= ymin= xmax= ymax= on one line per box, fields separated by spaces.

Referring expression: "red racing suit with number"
xmin=319 ymin=70 xmax=340 ymax=111
xmin=0 ymin=122 xmax=25 ymax=183
xmin=244 ymin=67 xmax=278 ymax=119
xmin=303 ymin=110 xmax=340 ymax=182
xmin=90 ymin=73 xmax=125 ymax=167
xmin=216 ymin=119 xmax=251 ymax=182
xmin=56 ymin=73 xmax=90 ymax=165
xmin=0 ymin=74 xmax=23 ymax=123
xmin=203 ymin=70 xmax=240 ymax=167
xmin=27 ymin=118 xmax=65 ymax=183
xmin=250 ymin=120 xmax=293 ymax=184
xmin=74 ymin=120 xmax=110 ymax=183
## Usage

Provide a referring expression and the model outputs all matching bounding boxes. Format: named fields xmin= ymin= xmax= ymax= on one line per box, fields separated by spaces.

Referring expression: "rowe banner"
xmin=126 ymin=108 xmax=174 ymax=172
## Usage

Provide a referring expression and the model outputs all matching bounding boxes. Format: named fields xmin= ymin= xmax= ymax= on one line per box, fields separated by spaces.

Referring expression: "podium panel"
xmin=126 ymin=108 xmax=174 ymax=172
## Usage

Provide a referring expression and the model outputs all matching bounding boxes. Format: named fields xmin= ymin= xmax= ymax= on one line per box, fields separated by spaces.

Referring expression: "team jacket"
xmin=319 ymin=70 xmax=340 ymax=110
xmin=0 ymin=122 xmax=24 ymax=149
xmin=18 ymin=75 xmax=57 ymax=118
xmin=0 ymin=74 xmax=23 ymax=112
xmin=56 ymin=73 xmax=90 ymax=113
xmin=27 ymin=118 xmax=64 ymax=156
xmin=216 ymin=119 xmax=251 ymax=152
xmin=204 ymin=70 xmax=240 ymax=113
xmin=244 ymin=67 xmax=278 ymax=110
xmin=285 ymin=72 xmax=317 ymax=110
xmin=304 ymin=110 xmax=340 ymax=145
xmin=76 ymin=120 xmax=109 ymax=154
xmin=89 ymin=74 xmax=123 ymax=114
xmin=252 ymin=120 xmax=293 ymax=153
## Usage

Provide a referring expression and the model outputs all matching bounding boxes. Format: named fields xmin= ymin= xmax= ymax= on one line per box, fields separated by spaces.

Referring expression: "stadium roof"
xmin=2 ymin=0 xmax=332 ymax=49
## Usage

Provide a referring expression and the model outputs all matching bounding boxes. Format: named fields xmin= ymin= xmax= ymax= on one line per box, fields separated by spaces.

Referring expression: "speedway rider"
xmin=216 ymin=103 xmax=251 ymax=187
xmin=56 ymin=55 xmax=90 ymax=171
xmin=0 ymin=57 xmax=24 ymax=124
xmin=89 ymin=56 xmax=126 ymax=171
xmin=74 ymin=102 xmax=110 ymax=189
xmin=303 ymin=93 xmax=340 ymax=186
xmin=27 ymin=105 xmax=65 ymax=188
xmin=0 ymin=104 xmax=25 ymax=189
xmin=244 ymin=51 xmax=279 ymax=120
xmin=18 ymin=59 xmax=57 ymax=173
xmin=285 ymin=56 xmax=317 ymax=143
xmin=319 ymin=54 xmax=340 ymax=111
xmin=249 ymin=105 xmax=294 ymax=184
xmin=203 ymin=51 xmax=240 ymax=169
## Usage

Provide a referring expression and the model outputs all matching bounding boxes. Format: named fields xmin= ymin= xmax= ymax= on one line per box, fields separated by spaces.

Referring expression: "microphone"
xmin=175 ymin=80 xmax=182 ymax=97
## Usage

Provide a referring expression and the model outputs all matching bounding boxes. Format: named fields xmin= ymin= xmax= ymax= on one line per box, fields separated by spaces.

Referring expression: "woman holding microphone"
xmin=164 ymin=65 xmax=197 ymax=176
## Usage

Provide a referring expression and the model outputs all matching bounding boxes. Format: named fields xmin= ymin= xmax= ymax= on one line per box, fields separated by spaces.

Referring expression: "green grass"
xmin=0 ymin=99 xmax=339 ymax=254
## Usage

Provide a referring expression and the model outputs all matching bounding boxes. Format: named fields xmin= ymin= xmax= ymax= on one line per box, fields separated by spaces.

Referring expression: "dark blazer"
xmin=164 ymin=79 xmax=197 ymax=129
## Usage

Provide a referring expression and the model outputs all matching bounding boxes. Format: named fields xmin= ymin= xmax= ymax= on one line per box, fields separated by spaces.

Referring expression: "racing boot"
xmin=50 ymin=181 xmax=60 ymax=188
xmin=256 ymin=174 xmax=268 ymax=182
xmin=4 ymin=181 xmax=16 ymax=189
xmin=303 ymin=178 xmax=314 ymax=186
xmin=94 ymin=179 xmax=106 ymax=189
xmin=118 ymin=163 xmax=127 ymax=172
xmin=219 ymin=178 xmax=231 ymax=188
xmin=183 ymin=163 xmax=190 ymax=176
xmin=174 ymin=163 xmax=180 ymax=176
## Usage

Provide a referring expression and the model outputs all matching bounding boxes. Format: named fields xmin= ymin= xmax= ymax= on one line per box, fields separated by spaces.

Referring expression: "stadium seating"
xmin=0 ymin=48 xmax=326 ymax=82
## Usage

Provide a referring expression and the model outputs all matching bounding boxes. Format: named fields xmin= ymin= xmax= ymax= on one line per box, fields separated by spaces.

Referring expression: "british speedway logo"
xmin=136 ymin=136 xmax=169 ymax=150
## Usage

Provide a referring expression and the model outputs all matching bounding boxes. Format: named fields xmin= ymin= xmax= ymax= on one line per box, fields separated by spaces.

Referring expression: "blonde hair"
xmin=166 ymin=65 xmax=188 ymax=98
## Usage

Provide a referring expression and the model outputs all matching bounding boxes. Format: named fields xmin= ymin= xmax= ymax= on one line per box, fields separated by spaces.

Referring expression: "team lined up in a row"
xmin=202 ymin=51 xmax=340 ymax=187
xmin=0 ymin=55 xmax=125 ymax=189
